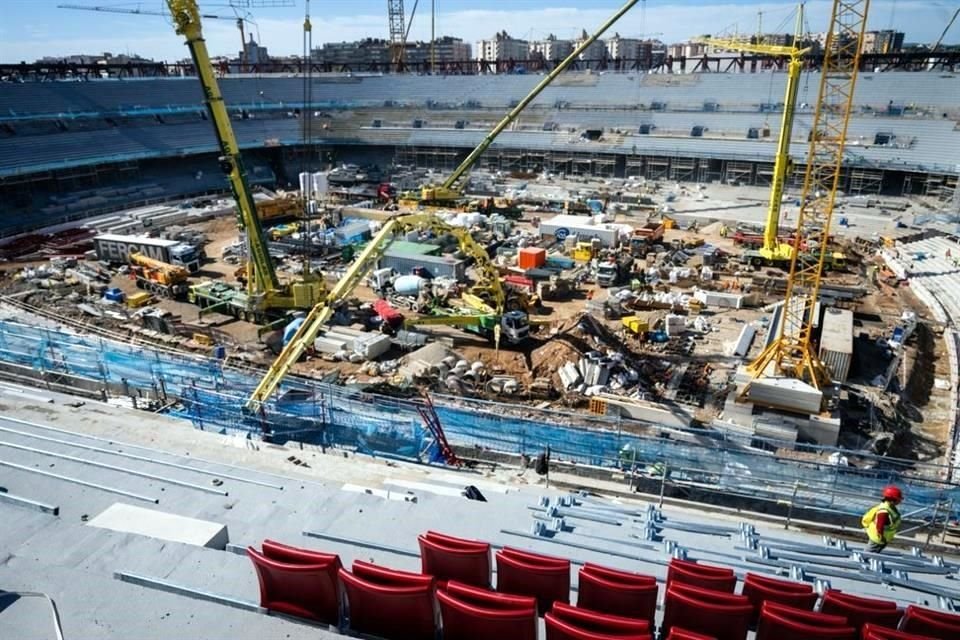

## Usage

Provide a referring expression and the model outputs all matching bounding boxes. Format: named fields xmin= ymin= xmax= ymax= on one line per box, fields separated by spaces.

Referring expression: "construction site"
xmin=1 ymin=1 xmax=960 ymax=639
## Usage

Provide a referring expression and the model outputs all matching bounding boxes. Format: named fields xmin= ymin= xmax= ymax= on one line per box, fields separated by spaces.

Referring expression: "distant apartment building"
xmin=668 ymin=41 xmax=708 ymax=59
xmin=863 ymin=30 xmax=905 ymax=53
xmin=574 ymin=29 xmax=609 ymax=67
xmin=476 ymin=31 xmax=530 ymax=63
xmin=607 ymin=33 xmax=641 ymax=60
xmin=240 ymin=36 xmax=270 ymax=65
xmin=312 ymin=36 xmax=470 ymax=67
xmin=529 ymin=34 xmax=574 ymax=62
xmin=313 ymin=39 xmax=391 ymax=66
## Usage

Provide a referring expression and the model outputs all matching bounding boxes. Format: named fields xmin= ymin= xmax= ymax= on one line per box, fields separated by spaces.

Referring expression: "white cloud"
xmin=7 ymin=1 xmax=953 ymax=61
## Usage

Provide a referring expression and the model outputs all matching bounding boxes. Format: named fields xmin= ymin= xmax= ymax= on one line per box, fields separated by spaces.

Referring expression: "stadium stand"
xmin=1 ymin=72 xmax=958 ymax=234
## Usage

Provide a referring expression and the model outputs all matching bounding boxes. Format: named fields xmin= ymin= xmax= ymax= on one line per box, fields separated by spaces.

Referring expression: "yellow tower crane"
xmin=703 ymin=7 xmax=809 ymax=266
xmin=746 ymin=0 xmax=871 ymax=394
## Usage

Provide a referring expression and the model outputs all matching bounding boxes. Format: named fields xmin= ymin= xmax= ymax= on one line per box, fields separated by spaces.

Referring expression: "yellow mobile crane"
xmin=128 ymin=252 xmax=190 ymax=299
xmin=246 ymin=212 xmax=531 ymax=411
xmin=165 ymin=1 xmax=325 ymax=323
xmin=704 ymin=9 xmax=809 ymax=267
xmin=246 ymin=0 xmax=642 ymax=412
xmin=744 ymin=0 xmax=870 ymax=396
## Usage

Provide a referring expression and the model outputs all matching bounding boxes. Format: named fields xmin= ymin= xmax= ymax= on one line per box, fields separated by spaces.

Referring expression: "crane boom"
xmin=248 ymin=0 xmax=641 ymax=412
xmin=705 ymin=8 xmax=809 ymax=262
xmin=428 ymin=0 xmax=640 ymax=201
xmin=747 ymin=0 xmax=870 ymax=391
xmin=165 ymin=0 xmax=279 ymax=297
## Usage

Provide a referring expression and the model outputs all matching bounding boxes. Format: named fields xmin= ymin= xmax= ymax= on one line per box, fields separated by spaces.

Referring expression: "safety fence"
xmin=0 ymin=318 xmax=957 ymax=522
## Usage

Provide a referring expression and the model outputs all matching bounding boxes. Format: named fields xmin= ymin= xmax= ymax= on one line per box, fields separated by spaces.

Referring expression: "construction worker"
xmin=861 ymin=485 xmax=903 ymax=553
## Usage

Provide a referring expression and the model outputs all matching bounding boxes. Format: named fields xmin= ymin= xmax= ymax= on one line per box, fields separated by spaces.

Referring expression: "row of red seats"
xmin=661 ymin=556 xmax=960 ymax=640
xmin=248 ymin=533 xmax=682 ymax=639
xmin=246 ymin=533 xmax=960 ymax=640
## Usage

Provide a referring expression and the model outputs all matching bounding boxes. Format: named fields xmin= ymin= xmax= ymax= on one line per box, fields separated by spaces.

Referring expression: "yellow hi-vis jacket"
xmin=861 ymin=500 xmax=902 ymax=544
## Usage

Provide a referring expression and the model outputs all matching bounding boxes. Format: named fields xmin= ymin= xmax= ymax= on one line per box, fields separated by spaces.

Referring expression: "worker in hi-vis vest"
xmin=861 ymin=485 xmax=903 ymax=553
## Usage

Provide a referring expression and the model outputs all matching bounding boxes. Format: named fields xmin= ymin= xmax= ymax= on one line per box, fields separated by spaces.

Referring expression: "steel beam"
xmin=0 ymin=491 xmax=59 ymax=515
xmin=0 ymin=459 xmax=158 ymax=503
xmin=0 ymin=440 xmax=228 ymax=496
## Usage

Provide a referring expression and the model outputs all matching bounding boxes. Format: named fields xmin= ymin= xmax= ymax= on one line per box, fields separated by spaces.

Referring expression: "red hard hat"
xmin=882 ymin=485 xmax=903 ymax=502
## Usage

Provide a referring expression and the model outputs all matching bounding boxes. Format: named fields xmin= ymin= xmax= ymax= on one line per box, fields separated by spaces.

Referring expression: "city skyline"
xmin=3 ymin=0 xmax=956 ymax=62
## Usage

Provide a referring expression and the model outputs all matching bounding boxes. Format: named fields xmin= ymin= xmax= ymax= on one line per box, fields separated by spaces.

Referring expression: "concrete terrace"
xmin=1 ymin=381 xmax=958 ymax=639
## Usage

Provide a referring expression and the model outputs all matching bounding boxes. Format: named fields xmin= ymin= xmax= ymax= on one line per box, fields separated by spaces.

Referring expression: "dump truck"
xmin=596 ymin=255 xmax=635 ymax=287
xmin=633 ymin=221 xmax=665 ymax=244
xmin=93 ymin=234 xmax=202 ymax=272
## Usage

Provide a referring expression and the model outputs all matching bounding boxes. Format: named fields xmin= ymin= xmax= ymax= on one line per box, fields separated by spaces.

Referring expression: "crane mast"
xmin=165 ymin=1 xmax=324 ymax=315
xmin=705 ymin=7 xmax=808 ymax=263
xmin=166 ymin=0 xmax=277 ymax=297
xmin=747 ymin=0 xmax=871 ymax=391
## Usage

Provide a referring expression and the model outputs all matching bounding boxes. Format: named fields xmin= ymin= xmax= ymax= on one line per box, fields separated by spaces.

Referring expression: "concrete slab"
xmin=88 ymin=503 xmax=229 ymax=550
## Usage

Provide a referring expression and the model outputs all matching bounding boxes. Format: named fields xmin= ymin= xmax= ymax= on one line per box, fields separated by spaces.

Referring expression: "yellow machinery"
xmin=129 ymin=252 xmax=190 ymax=298
xmin=704 ymin=9 xmax=809 ymax=265
xmin=255 ymin=194 xmax=302 ymax=223
xmin=399 ymin=0 xmax=640 ymax=209
xmin=126 ymin=292 xmax=155 ymax=309
xmin=745 ymin=0 xmax=870 ymax=394
xmin=246 ymin=0 xmax=641 ymax=412
xmin=165 ymin=1 xmax=325 ymax=320
xmin=246 ymin=213 xmax=526 ymax=410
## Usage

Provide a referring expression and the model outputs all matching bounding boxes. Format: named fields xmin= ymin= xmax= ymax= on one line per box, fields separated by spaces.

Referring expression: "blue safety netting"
xmin=0 ymin=318 xmax=956 ymax=521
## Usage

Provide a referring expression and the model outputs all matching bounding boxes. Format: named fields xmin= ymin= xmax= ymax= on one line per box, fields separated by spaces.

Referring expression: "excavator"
xmin=129 ymin=252 xmax=190 ymax=299
xmin=165 ymin=0 xmax=325 ymax=324
xmin=246 ymin=0 xmax=642 ymax=412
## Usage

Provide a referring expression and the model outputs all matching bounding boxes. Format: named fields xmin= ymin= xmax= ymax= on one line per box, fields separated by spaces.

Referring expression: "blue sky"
xmin=2 ymin=1 xmax=956 ymax=62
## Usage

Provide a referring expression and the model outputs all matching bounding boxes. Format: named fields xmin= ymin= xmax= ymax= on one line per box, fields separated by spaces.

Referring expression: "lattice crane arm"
xmin=165 ymin=0 xmax=280 ymax=296
xmin=438 ymin=0 xmax=641 ymax=193
xmin=746 ymin=0 xmax=871 ymax=393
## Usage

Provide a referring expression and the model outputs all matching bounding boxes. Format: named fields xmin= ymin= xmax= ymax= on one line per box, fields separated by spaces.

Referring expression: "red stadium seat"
xmin=742 ymin=573 xmax=817 ymax=625
xmin=821 ymin=590 xmax=902 ymax=632
xmin=246 ymin=543 xmax=341 ymax=624
xmin=544 ymin=612 xmax=652 ymax=640
xmin=901 ymin=605 xmax=960 ymax=640
xmin=419 ymin=531 xmax=491 ymax=588
xmin=756 ymin=602 xmax=854 ymax=640
xmin=261 ymin=538 xmax=338 ymax=565
xmin=352 ymin=559 xmax=435 ymax=588
xmin=667 ymin=558 xmax=737 ymax=593
xmin=662 ymin=582 xmax=752 ymax=640
xmin=445 ymin=580 xmax=536 ymax=611
xmin=495 ymin=547 xmax=570 ymax=614
xmin=756 ymin=607 xmax=856 ymax=640
xmin=760 ymin=601 xmax=849 ymax=627
xmin=339 ymin=562 xmax=436 ymax=640
xmin=861 ymin=623 xmax=937 ymax=640
xmin=577 ymin=563 xmax=658 ymax=628
xmin=550 ymin=602 xmax=649 ymax=634
xmin=666 ymin=629 xmax=718 ymax=640
xmin=437 ymin=583 xmax=537 ymax=640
